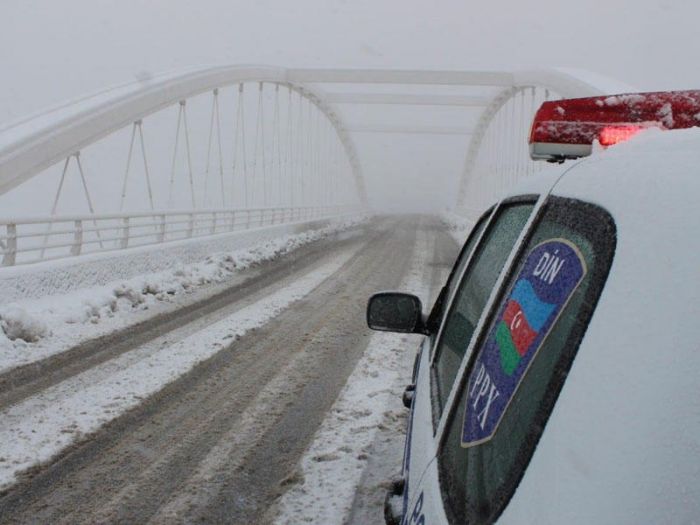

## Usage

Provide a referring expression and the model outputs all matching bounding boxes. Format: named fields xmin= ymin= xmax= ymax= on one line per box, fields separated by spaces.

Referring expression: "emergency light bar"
xmin=529 ymin=90 xmax=700 ymax=161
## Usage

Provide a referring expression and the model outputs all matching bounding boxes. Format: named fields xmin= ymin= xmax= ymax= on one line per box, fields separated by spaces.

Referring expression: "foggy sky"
xmin=2 ymin=0 xmax=699 ymax=212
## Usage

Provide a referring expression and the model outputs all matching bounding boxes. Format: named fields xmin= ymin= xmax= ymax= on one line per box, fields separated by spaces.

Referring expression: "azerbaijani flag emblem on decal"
xmin=461 ymin=238 xmax=587 ymax=448
xmin=497 ymin=280 xmax=555 ymax=375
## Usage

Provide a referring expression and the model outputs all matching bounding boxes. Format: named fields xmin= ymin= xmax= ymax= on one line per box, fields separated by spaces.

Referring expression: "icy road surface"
xmin=0 ymin=216 xmax=458 ymax=524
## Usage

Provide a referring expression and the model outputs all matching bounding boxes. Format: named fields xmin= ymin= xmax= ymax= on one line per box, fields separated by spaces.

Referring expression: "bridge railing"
xmin=0 ymin=205 xmax=361 ymax=267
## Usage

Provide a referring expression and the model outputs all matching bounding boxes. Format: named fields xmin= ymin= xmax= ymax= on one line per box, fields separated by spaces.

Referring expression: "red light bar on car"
xmin=529 ymin=90 xmax=700 ymax=161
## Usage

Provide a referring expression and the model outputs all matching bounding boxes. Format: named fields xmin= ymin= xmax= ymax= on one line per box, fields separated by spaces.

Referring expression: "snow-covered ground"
xmin=272 ymin=227 xmax=433 ymax=524
xmin=0 ymin=217 xmax=365 ymax=374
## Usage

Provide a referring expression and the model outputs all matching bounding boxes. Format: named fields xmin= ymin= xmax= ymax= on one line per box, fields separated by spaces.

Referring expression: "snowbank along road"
xmin=0 ymin=216 xmax=458 ymax=524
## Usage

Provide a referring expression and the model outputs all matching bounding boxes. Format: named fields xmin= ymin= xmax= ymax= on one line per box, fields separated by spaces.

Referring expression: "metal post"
xmin=136 ymin=121 xmax=155 ymax=210
xmin=120 ymin=123 xmax=137 ymax=211
xmin=286 ymin=85 xmax=293 ymax=207
xmin=274 ymin=84 xmax=282 ymax=205
xmin=74 ymin=152 xmax=104 ymax=249
xmin=294 ymin=91 xmax=303 ymax=208
xmin=260 ymin=83 xmax=268 ymax=206
xmin=120 ymin=217 xmax=130 ymax=249
xmin=236 ymin=83 xmax=248 ymax=207
xmin=159 ymin=214 xmax=166 ymax=242
xmin=41 ymin=155 xmax=71 ymax=258
xmin=204 ymin=91 xmax=216 ymax=207
xmin=169 ymin=102 xmax=184 ymax=207
xmin=305 ymin=99 xmax=312 ymax=206
xmin=70 ymin=220 xmax=83 ymax=256
xmin=181 ymin=101 xmax=196 ymax=209
xmin=2 ymin=224 xmax=17 ymax=266
xmin=214 ymin=89 xmax=225 ymax=207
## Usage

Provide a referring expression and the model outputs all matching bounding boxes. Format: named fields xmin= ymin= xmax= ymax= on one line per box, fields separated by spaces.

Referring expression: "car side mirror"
xmin=366 ymin=292 xmax=426 ymax=334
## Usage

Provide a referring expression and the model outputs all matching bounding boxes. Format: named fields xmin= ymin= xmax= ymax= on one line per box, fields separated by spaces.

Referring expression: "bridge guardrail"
xmin=0 ymin=205 xmax=361 ymax=267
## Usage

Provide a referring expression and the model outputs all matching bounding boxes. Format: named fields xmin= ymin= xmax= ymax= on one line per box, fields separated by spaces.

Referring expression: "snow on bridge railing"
xmin=0 ymin=205 xmax=362 ymax=267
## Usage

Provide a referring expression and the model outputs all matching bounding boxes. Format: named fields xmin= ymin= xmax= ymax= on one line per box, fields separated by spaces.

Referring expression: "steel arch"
xmin=0 ymin=65 xmax=367 ymax=205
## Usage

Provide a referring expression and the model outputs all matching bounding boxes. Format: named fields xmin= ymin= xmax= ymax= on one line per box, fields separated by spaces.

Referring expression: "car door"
xmin=402 ymin=197 xmax=540 ymax=522
xmin=399 ymin=209 xmax=492 ymax=519
xmin=432 ymin=196 xmax=616 ymax=524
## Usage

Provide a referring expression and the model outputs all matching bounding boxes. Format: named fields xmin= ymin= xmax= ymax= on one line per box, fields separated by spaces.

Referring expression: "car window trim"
xmin=432 ymin=193 xmax=548 ymax=441
xmin=440 ymin=207 xmax=495 ymax=311
xmin=427 ymin=203 xmax=504 ymax=369
xmin=427 ymin=206 xmax=496 ymax=357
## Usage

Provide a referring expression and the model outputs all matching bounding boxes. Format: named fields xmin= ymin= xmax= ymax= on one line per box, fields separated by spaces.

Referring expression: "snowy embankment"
xmin=273 ymin=227 xmax=433 ymax=524
xmin=0 ymin=217 xmax=365 ymax=374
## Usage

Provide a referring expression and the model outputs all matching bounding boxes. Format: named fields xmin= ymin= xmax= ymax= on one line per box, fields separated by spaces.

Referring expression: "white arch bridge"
xmin=0 ymin=66 xmax=620 ymax=266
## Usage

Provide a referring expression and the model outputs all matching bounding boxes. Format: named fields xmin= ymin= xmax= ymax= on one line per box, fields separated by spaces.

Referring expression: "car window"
xmin=444 ymin=213 xmax=490 ymax=307
xmin=426 ymin=212 xmax=490 ymax=337
xmin=432 ymin=202 xmax=535 ymax=416
xmin=437 ymin=197 xmax=616 ymax=525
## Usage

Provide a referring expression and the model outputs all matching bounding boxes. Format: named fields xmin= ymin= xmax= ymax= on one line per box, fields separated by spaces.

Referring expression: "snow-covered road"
xmin=272 ymin=221 xmax=456 ymax=524
xmin=0 ymin=216 xmax=458 ymax=525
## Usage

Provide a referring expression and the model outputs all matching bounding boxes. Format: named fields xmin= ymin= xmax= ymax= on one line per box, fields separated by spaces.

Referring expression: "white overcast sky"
xmin=3 ymin=0 xmax=698 ymax=120
xmin=1 ymin=0 xmax=699 ymax=212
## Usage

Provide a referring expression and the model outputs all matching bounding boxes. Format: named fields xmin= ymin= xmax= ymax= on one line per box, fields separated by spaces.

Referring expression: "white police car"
xmin=367 ymin=91 xmax=700 ymax=524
